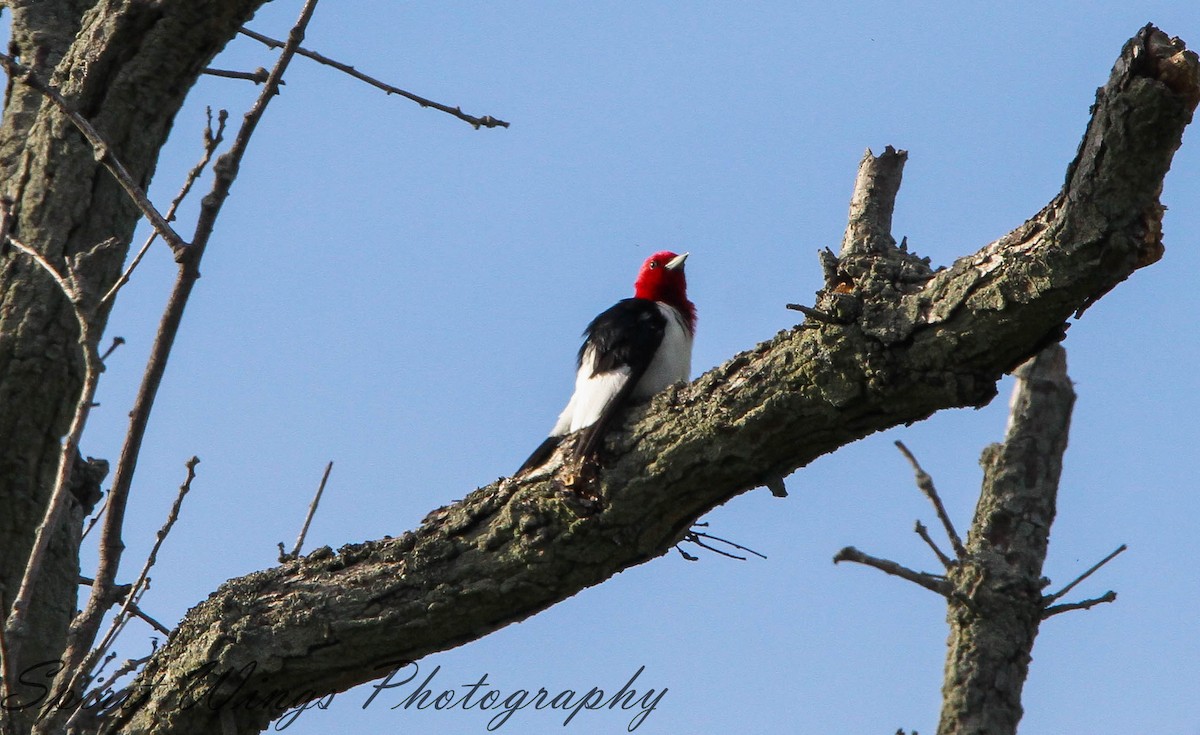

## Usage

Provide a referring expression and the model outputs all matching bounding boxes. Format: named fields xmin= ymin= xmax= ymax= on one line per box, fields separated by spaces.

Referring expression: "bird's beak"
xmin=665 ymin=252 xmax=689 ymax=270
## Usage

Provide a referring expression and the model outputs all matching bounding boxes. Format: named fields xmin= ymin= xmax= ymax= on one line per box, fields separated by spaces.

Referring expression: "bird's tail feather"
xmin=516 ymin=435 xmax=564 ymax=475
xmin=572 ymin=377 xmax=640 ymax=464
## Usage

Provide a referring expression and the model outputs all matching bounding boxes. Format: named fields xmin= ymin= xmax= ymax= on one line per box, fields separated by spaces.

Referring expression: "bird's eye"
xmin=649 ymin=261 xmax=659 ymax=269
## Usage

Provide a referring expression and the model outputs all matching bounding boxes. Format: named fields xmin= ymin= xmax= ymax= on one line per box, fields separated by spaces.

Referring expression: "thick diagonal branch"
xmin=113 ymin=26 xmax=1196 ymax=735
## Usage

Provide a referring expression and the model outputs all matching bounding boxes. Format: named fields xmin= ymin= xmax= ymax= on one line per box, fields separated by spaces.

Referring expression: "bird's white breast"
xmin=632 ymin=303 xmax=692 ymax=398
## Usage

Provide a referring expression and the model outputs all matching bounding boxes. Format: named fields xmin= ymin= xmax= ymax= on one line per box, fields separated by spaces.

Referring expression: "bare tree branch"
xmin=0 ymin=52 xmax=188 ymax=253
xmin=101 ymin=109 xmax=229 ymax=308
xmin=914 ymin=520 xmax=955 ymax=570
xmin=68 ymin=456 xmax=199 ymax=708
xmin=203 ymin=67 xmax=272 ymax=85
xmin=77 ymin=578 xmax=170 ymax=636
xmin=896 ymin=441 xmax=967 ymax=560
xmin=237 ymin=26 xmax=510 ymax=129
xmin=841 ymin=145 xmax=906 ymax=256
xmin=1043 ymin=544 xmax=1127 ymax=605
xmin=1042 ymin=591 xmax=1118 ymax=619
xmin=0 ymin=221 xmax=102 ymax=672
xmin=108 ymin=26 xmax=1198 ymax=735
xmin=280 ymin=461 xmax=334 ymax=562
xmin=834 ymin=546 xmax=952 ymax=597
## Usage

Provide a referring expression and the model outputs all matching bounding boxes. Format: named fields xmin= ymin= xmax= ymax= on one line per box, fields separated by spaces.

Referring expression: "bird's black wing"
xmin=516 ymin=298 xmax=667 ymax=475
xmin=573 ymin=298 xmax=667 ymax=461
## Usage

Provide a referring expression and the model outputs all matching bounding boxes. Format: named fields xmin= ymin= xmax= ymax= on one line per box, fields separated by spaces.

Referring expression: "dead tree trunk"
xmin=937 ymin=344 xmax=1077 ymax=734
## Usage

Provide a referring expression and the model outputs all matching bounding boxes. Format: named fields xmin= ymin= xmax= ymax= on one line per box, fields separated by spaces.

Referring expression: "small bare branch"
xmin=1043 ymin=544 xmax=1128 ymax=605
xmin=914 ymin=520 xmax=954 ymax=570
xmin=203 ymin=66 xmax=273 ymax=85
xmin=238 ymin=26 xmax=510 ymax=129
xmin=2 ymin=232 xmax=79 ymax=304
xmin=85 ymin=458 xmax=197 ymax=666
xmin=895 ymin=440 xmax=967 ymax=559
xmin=99 ymin=336 xmax=126 ymax=363
xmin=678 ymin=524 xmax=767 ymax=561
xmin=280 ymin=461 xmax=334 ymax=561
xmin=833 ymin=546 xmax=951 ymax=597
xmin=107 ymin=651 xmax=155 ymax=687
xmin=80 ymin=492 xmax=109 ymax=542
xmin=58 ymin=457 xmax=198 ymax=731
xmin=674 ymin=546 xmax=699 ymax=562
xmin=0 ymin=52 xmax=188 ymax=252
xmin=101 ymin=108 xmax=228 ymax=307
xmin=1042 ymin=590 xmax=1118 ymax=619
xmin=77 ymin=577 xmax=170 ymax=636
xmin=784 ymin=303 xmax=840 ymax=323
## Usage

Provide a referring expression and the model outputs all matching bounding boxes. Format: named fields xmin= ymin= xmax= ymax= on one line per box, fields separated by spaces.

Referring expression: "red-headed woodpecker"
xmin=518 ymin=251 xmax=696 ymax=473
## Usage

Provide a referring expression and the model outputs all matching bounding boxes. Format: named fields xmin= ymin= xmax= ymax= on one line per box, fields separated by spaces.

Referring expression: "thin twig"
xmin=1043 ymin=544 xmax=1127 ymax=604
xmin=77 ymin=577 xmax=170 ymax=636
xmin=281 ymin=461 xmax=334 ymax=561
xmin=833 ymin=546 xmax=952 ymax=598
xmin=688 ymin=530 xmax=767 ymax=560
xmin=2 ymin=233 xmax=79 ymax=304
xmin=106 ymin=650 xmax=155 ymax=688
xmin=99 ymin=336 xmax=126 ymax=363
xmin=785 ymin=303 xmax=840 ymax=323
xmin=52 ymin=9 xmax=324 ymax=731
xmin=0 ymin=52 xmax=188 ymax=253
xmin=60 ymin=458 xmax=198 ymax=732
xmin=100 ymin=108 xmax=228 ymax=308
xmin=203 ymin=66 xmax=272 ymax=84
xmin=238 ymin=26 xmax=509 ymax=130
xmin=895 ymin=441 xmax=967 ymax=559
xmin=914 ymin=520 xmax=955 ymax=570
xmin=1042 ymin=590 xmax=1118 ymax=619
xmin=674 ymin=546 xmax=698 ymax=561
xmin=80 ymin=492 xmax=109 ymax=541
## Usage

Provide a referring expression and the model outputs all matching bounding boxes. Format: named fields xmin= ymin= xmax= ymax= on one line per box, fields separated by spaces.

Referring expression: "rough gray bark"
xmin=95 ymin=25 xmax=1195 ymax=735
xmin=937 ymin=344 xmax=1074 ymax=735
xmin=0 ymin=0 xmax=268 ymax=729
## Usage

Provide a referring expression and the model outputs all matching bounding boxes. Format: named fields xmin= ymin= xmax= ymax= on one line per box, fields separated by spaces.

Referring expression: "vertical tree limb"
xmin=937 ymin=344 xmax=1074 ymax=735
xmin=840 ymin=145 xmax=907 ymax=256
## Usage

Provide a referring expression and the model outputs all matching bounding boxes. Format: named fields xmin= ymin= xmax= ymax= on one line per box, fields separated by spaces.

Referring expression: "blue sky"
xmin=65 ymin=2 xmax=1200 ymax=733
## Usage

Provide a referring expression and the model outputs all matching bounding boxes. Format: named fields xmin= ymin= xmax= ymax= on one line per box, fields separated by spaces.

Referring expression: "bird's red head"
xmin=634 ymin=251 xmax=696 ymax=331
